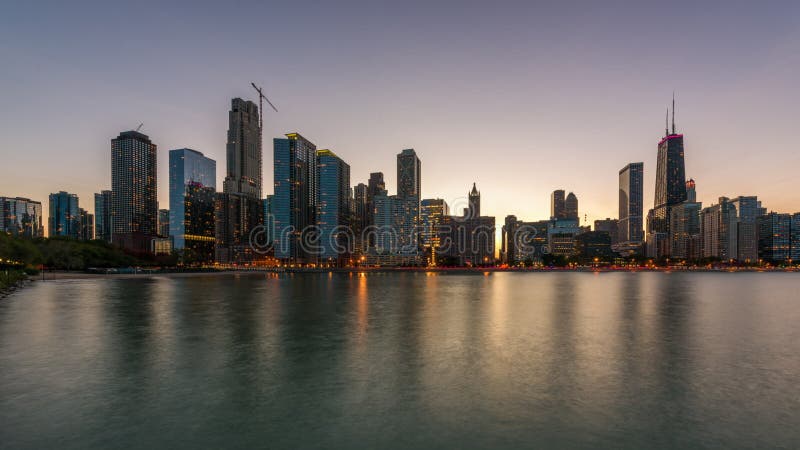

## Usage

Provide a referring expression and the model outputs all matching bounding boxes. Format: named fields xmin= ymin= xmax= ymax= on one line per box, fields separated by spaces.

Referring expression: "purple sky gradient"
xmin=2 ymin=1 xmax=800 ymax=235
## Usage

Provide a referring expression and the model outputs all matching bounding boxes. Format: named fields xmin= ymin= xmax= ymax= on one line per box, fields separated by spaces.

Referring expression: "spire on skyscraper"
xmin=665 ymin=107 xmax=669 ymax=137
xmin=672 ymin=91 xmax=676 ymax=134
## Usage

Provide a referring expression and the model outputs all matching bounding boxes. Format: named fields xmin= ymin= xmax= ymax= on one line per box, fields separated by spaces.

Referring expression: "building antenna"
xmin=672 ymin=91 xmax=676 ymax=134
xmin=665 ymin=107 xmax=669 ymax=136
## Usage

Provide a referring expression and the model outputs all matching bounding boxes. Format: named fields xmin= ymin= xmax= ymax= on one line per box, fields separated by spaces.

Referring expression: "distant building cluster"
xmin=3 ymin=95 xmax=800 ymax=267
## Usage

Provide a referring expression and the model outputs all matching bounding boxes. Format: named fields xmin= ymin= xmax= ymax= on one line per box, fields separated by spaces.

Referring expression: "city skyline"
xmin=3 ymin=2 xmax=800 ymax=234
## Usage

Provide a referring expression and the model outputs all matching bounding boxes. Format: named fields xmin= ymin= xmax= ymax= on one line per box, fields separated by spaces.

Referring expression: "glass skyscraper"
xmin=618 ymin=162 xmax=644 ymax=245
xmin=273 ymin=133 xmax=317 ymax=263
xmin=48 ymin=191 xmax=80 ymax=238
xmin=650 ymin=120 xmax=687 ymax=255
xmin=316 ymin=149 xmax=351 ymax=264
xmin=169 ymin=148 xmax=216 ymax=252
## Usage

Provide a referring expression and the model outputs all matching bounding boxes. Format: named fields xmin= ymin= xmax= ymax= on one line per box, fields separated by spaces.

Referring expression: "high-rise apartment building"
xmin=273 ymin=133 xmax=317 ymax=263
xmin=111 ymin=130 xmax=157 ymax=253
xmin=223 ymin=98 xmax=261 ymax=199
xmin=316 ymin=149 xmax=351 ymax=265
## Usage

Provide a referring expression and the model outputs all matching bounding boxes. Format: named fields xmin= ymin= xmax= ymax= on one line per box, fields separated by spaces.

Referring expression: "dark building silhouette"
xmin=273 ymin=133 xmax=317 ymax=263
xmin=94 ymin=190 xmax=112 ymax=243
xmin=648 ymin=98 xmax=687 ymax=257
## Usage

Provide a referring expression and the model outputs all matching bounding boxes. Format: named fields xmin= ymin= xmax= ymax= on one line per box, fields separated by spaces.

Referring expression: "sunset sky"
xmin=2 ymin=0 xmax=800 ymax=233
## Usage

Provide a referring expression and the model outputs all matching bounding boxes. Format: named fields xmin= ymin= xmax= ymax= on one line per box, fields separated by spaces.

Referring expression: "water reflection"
xmin=1 ymin=272 xmax=799 ymax=449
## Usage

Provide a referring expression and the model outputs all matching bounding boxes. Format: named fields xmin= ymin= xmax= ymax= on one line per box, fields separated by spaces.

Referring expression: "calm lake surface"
xmin=1 ymin=272 xmax=799 ymax=449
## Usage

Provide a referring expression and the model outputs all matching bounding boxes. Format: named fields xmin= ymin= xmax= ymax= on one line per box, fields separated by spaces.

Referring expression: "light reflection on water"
xmin=0 ymin=272 xmax=799 ymax=449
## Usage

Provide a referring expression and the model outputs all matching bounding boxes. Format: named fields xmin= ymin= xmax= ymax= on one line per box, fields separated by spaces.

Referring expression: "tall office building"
xmin=223 ymin=98 xmax=261 ymax=199
xmin=273 ymin=133 xmax=317 ymax=263
xmin=94 ymin=190 xmax=112 ymax=243
xmin=48 ymin=191 xmax=80 ymax=238
xmin=317 ymin=149 xmax=351 ymax=265
xmin=669 ymin=180 xmax=702 ymax=259
xmin=0 ymin=197 xmax=43 ymax=238
xmin=420 ymin=198 xmax=449 ymax=266
xmin=565 ymin=192 xmax=578 ymax=222
xmin=758 ymin=212 xmax=791 ymax=263
xmin=397 ymin=149 xmax=421 ymax=200
xmin=649 ymin=100 xmax=687 ymax=257
xmin=551 ymin=190 xmax=566 ymax=219
xmin=79 ymin=208 xmax=94 ymax=241
xmin=216 ymin=99 xmax=263 ymax=264
xmin=111 ymin=130 xmax=157 ymax=253
xmin=618 ymin=162 xmax=644 ymax=251
xmin=169 ymin=149 xmax=216 ymax=257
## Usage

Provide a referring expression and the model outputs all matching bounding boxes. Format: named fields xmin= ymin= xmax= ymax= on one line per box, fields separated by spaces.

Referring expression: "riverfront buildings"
xmin=111 ymin=130 xmax=158 ymax=254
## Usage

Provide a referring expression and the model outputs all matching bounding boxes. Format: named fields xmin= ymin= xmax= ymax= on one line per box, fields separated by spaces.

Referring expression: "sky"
xmin=2 ymin=0 xmax=800 ymax=235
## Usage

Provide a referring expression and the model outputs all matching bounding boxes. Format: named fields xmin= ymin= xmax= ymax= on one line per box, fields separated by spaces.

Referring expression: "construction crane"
xmin=135 ymin=123 xmax=144 ymax=132
xmin=251 ymin=82 xmax=278 ymax=132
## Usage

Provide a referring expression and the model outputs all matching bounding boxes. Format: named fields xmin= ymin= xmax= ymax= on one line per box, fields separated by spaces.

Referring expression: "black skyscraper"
xmin=651 ymin=100 xmax=687 ymax=236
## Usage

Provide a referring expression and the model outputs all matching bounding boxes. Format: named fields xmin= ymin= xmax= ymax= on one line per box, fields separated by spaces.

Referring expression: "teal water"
xmin=1 ymin=272 xmax=799 ymax=449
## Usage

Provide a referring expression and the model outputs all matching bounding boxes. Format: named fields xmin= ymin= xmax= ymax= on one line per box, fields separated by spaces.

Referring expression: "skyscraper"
xmin=111 ymin=130 xmax=157 ymax=253
xmin=618 ymin=162 xmax=644 ymax=247
xmin=94 ymin=190 xmax=112 ymax=243
xmin=758 ymin=212 xmax=791 ymax=263
xmin=551 ymin=190 xmax=566 ymax=219
xmin=48 ymin=191 xmax=80 ymax=238
xmin=565 ymin=192 xmax=578 ymax=222
xmin=223 ymin=98 xmax=261 ymax=199
xmin=397 ymin=149 xmax=421 ymax=258
xmin=216 ymin=99 xmax=263 ymax=264
xmin=669 ymin=179 xmax=702 ymax=259
xmin=729 ymin=196 xmax=761 ymax=263
xmin=649 ymin=99 xmax=687 ymax=257
xmin=169 ymin=148 xmax=216 ymax=255
xmin=353 ymin=183 xmax=368 ymax=253
xmin=397 ymin=149 xmax=421 ymax=200
xmin=316 ymin=149 xmax=351 ymax=265
xmin=700 ymin=197 xmax=738 ymax=260
xmin=0 ymin=197 xmax=43 ymax=238
xmin=420 ymin=198 xmax=449 ymax=266
xmin=438 ymin=183 xmax=495 ymax=266
xmin=273 ymin=133 xmax=317 ymax=263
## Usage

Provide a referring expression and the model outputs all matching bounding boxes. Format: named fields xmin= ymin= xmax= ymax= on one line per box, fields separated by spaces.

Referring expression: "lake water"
xmin=1 ymin=272 xmax=799 ymax=449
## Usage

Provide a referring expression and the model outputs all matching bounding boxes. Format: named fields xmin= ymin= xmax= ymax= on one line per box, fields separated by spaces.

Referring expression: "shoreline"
xmin=31 ymin=266 xmax=799 ymax=281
